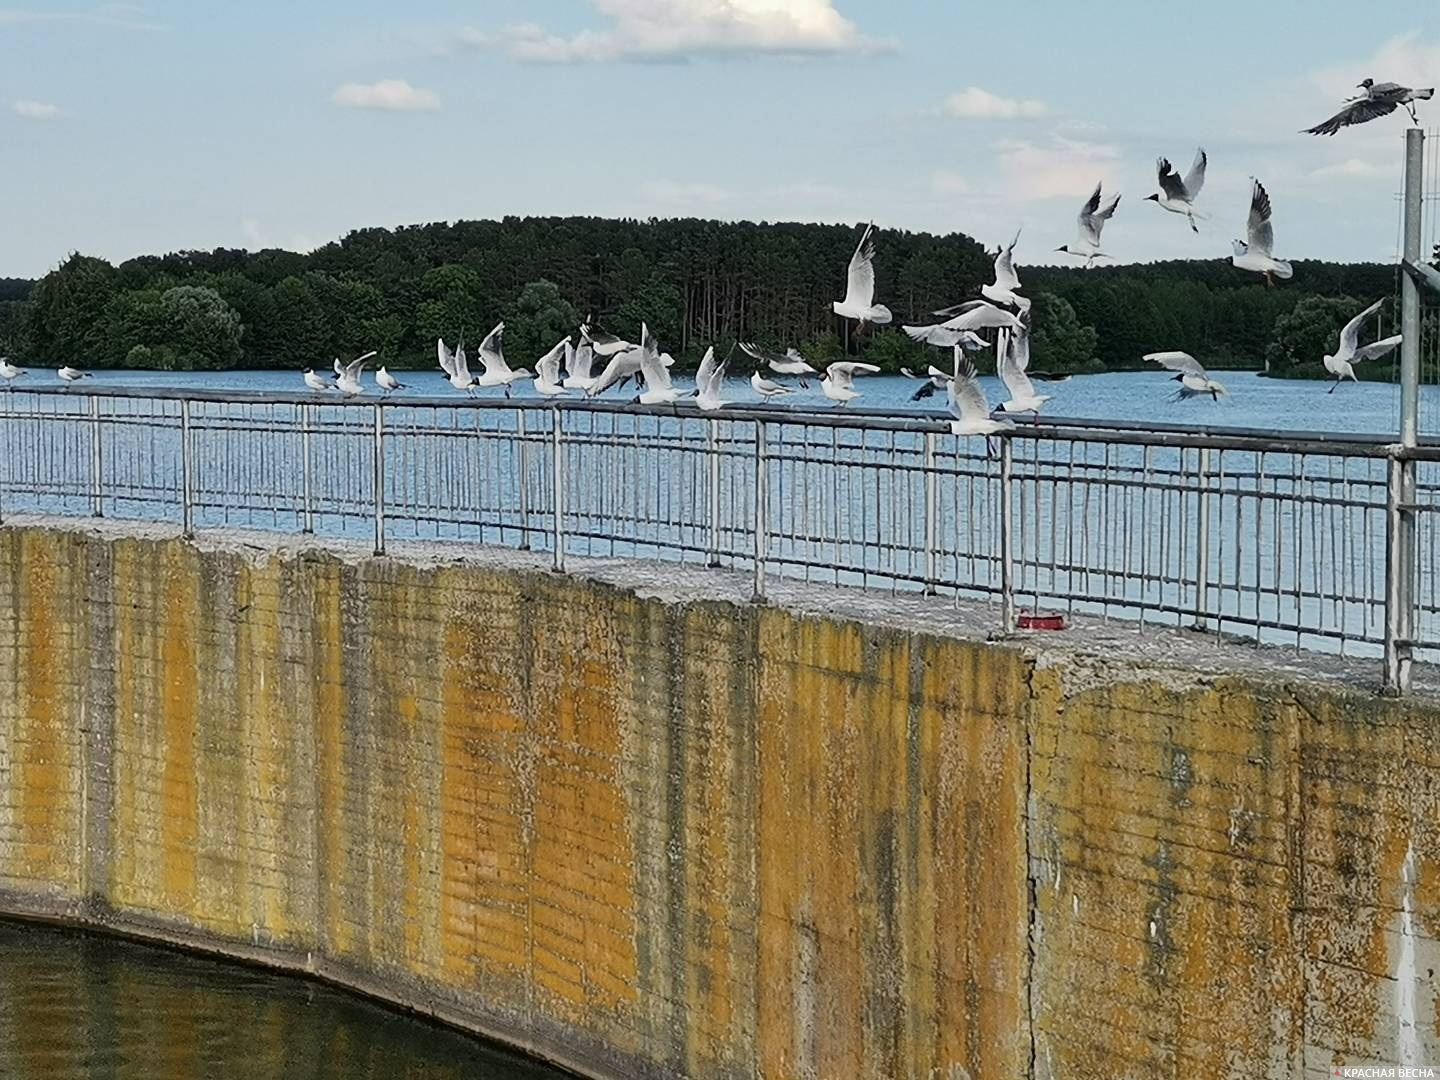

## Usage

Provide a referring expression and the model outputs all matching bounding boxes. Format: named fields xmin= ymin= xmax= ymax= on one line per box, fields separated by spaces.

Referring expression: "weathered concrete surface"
xmin=0 ymin=517 xmax=1437 ymax=1079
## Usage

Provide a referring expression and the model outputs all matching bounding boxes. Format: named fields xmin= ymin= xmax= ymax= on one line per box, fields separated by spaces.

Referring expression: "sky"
xmin=1 ymin=1 xmax=1437 ymax=279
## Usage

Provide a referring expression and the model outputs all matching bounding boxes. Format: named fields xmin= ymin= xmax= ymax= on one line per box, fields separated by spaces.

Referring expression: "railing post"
xmin=752 ymin=419 xmax=768 ymax=602
xmin=301 ymin=402 xmax=314 ymax=534
xmin=1386 ymin=451 xmax=1414 ymax=694
xmin=372 ymin=402 xmax=385 ymax=556
xmin=1194 ymin=447 xmax=1212 ymax=628
xmin=999 ymin=436 xmax=1015 ymax=633
xmin=88 ymin=394 xmax=103 ymax=518
xmin=923 ymin=431 xmax=938 ymax=595
xmin=180 ymin=398 xmax=194 ymax=538
xmin=551 ymin=406 xmax=565 ymax=573
xmin=707 ymin=418 xmax=722 ymax=568
xmin=516 ymin=410 xmax=530 ymax=550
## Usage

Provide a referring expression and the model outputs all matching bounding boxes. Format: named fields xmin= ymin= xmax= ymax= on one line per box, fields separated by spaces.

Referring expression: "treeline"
xmin=0 ymin=216 xmax=1415 ymax=376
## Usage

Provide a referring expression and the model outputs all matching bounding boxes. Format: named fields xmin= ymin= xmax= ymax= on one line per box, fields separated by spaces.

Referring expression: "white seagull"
xmin=948 ymin=352 xmax=1013 ymax=437
xmin=335 ymin=351 xmax=375 ymax=396
xmin=0 ymin=358 xmax=27 ymax=383
xmin=1323 ymin=299 xmax=1402 ymax=393
xmin=832 ymin=223 xmax=892 ymax=330
xmin=1305 ymin=78 xmax=1435 ymax=135
xmin=1146 ymin=149 xmax=1207 ymax=233
xmin=1056 ymin=182 xmax=1120 ymax=268
xmin=1231 ymin=179 xmax=1292 ymax=285
xmin=1144 ymin=351 xmax=1227 ymax=401
xmin=981 ymin=228 xmax=1028 ymax=312
xmin=821 ymin=361 xmax=880 ymax=406
xmin=438 ymin=337 xmax=479 ymax=394
xmin=58 ymin=366 xmax=89 ymax=385
xmin=533 ymin=339 xmax=569 ymax=397
xmin=635 ymin=324 xmax=682 ymax=406
xmin=579 ymin=320 xmax=635 ymax=358
xmin=585 ymin=346 xmax=644 ymax=397
xmin=475 ymin=322 xmax=533 ymax=397
xmin=376 ymin=366 xmax=405 ymax=394
xmin=995 ymin=325 xmax=1052 ymax=415
xmin=694 ymin=346 xmax=729 ymax=411
xmin=562 ymin=340 xmax=598 ymax=391
xmin=750 ymin=371 xmax=793 ymax=400
xmin=904 ymin=301 xmax=1023 ymax=346
xmin=738 ymin=342 xmax=819 ymax=386
xmin=303 ymin=368 xmax=334 ymax=392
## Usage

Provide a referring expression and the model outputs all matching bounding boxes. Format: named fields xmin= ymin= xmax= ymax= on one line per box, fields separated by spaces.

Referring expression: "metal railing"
xmin=2 ymin=385 xmax=1438 ymax=690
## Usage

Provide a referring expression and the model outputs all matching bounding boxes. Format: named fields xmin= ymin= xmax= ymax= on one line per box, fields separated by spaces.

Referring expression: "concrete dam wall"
xmin=0 ymin=519 xmax=1437 ymax=1078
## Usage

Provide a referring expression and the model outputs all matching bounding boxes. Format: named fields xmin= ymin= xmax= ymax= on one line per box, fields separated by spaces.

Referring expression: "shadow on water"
xmin=0 ymin=919 xmax=571 ymax=1079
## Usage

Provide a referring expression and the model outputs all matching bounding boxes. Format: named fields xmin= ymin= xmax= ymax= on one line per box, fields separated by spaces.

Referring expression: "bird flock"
xmin=2 ymin=76 xmax=1430 ymax=442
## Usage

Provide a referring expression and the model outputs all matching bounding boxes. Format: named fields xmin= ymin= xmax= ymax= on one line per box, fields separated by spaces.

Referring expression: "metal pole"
xmin=301 ymin=403 xmax=314 ymax=534
xmin=88 ymin=394 xmax=103 ymax=517
xmin=1385 ymin=452 xmax=1412 ymax=693
xmin=1400 ymin=129 xmax=1424 ymax=448
xmin=923 ymin=431 xmax=938 ymax=595
xmin=999 ymin=437 xmax=1015 ymax=633
xmin=1195 ymin=447 xmax=1212 ymax=628
xmin=516 ymin=410 xmax=530 ymax=550
xmin=707 ymin=418 xmax=721 ymax=567
xmin=372 ymin=402 xmax=385 ymax=556
xmin=551 ymin=407 xmax=565 ymax=573
xmin=752 ymin=420 xmax=768 ymax=602
xmin=180 ymin=399 xmax=194 ymax=538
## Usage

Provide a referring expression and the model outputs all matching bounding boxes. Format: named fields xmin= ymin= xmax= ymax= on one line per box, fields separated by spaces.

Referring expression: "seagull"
xmin=981 ymin=228 xmax=1028 ymax=311
xmin=948 ymin=352 xmax=1014 ymax=437
xmin=901 ymin=365 xmax=952 ymax=400
xmin=904 ymin=301 xmax=1023 ymax=346
xmin=562 ymin=340 xmax=598 ymax=391
xmin=1144 ymin=352 xmax=1227 ymax=401
xmin=995 ymin=325 xmax=1053 ymax=415
xmin=1304 ymin=78 xmax=1434 ymax=134
xmin=438 ymin=336 xmax=479 ymax=394
xmin=820 ymin=361 xmax=880 ymax=406
xmin=1056 ymin=182 xmax=1120 ymax=268
xmin=1323 ymin=299 xmax=1402 ymax=393
xmin=738 ymin=342 xmax=818 ymax=386
xmin=475 ymin=322 xmax=532 ymax=397
xmin=694 ymin=346 xmax=729 ymax=411
xmin=335 ymin=351 xmax=375 ymax=396
xmin=58 ymin=366 xmax=89 ymax=385
xmin=585 ymin=346 xmax=644 ymax=397
xmin=532 ymin=338 xmax=569 ymax=397
xmin=750 ymin=371 xmax=793 ymax=399
xmin=831 ymin=222 xmax=892 ymax=330
xmin=375 ymin=366 xmax=405 ymax=394
xmin=1402 ymin=258 xmax=1440 ymax=296
xmin=303 ymin=368 xmax=334 ymax=391
xmin=1231 ymin=178 xmax=1293 ymax=286
xmin=635 ymin=324 xmax=682 ymax=406
xmin=1146 ymin=149 xmax=1207 ymax=233
xmin=579 ymin=319 xmax=634 ymax=358
xmin=0 ymin=358 xmax=27 ymax=383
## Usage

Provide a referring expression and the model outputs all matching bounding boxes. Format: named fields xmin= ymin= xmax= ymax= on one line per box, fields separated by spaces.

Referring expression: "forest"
xmin=0 ymin=216 xmax=1420 ymax=380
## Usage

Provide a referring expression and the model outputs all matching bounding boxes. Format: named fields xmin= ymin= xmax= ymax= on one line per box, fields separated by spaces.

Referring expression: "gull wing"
xmin=478 ymin=321 xmax=510 ymax=375
xmin=1156 ymin=158 xmax=1187 ymax=201
xmin=695 ymin=346 xmax=722 ymax=394
xmin=344 ymin=350 xmax=377 ymax=379
xmin=637 ymin=324 xmax=672 ymax=391
xmin=1354 ymin=334 xmax=1403 ymax=364
xmin=948 ymin=355 xmax=992 ymax=423
xmin=1183 ymin=147 xmax=1207 ymax=200
xmin=992 ymin=228 xmax=1022 ymax=292
xmin=570 ymin=340 xmax=594 ymax=381
xmin=1304 ymin=97 xmax=1398 ymax=135
xmin=944 ymin=302 xmax=1024 ymax=332
xmin=825 ymin=361 xmax=880 ymax=390
xmin=1080 ymin=183 xmax=1120 ymax=246
xmin=1144 ymin=351 xmax=1206 ymax=377
xmin=586 ymin=348 xmax=640 ymax=396
xmin=1246 ymin=179 xmax=1276 ymax=256
xmin=453 ymin=338 xmax=471 ymax=381
xmin=437 ymin=337 xmax=457 ymax=378
xmin=842 ymin=223 xmax=878 ymax=308
xmin=536 ymin=339 xmax=566 ymax=383
xmin=931 ymin=299 xmax=989 ymax=318
xmin=1339 ymin=299 xmax=1385 ymax=356
xmin=739 ymin=341 xmax=785 ymax=365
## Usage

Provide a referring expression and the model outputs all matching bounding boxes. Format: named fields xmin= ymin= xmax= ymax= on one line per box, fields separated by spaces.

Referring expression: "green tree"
xmin=1265 ymin=295 xmax=1363 ymax=378
xmin=25 ymin=254 xmax=120 ymax=364
xmin=1030 ymin=292 xmax=1100 ymax=373
xmin=266 ymin=276 xmax=329 ymax=369
xmin=504 ymin=279 xmax=579 ymax=368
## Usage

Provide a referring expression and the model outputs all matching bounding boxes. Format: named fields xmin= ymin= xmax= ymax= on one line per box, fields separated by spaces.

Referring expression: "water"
xmin=0 ymin=919 xmax=567 ymax=1079
xmin=48 ymin=367 xmax=1434 ymax=437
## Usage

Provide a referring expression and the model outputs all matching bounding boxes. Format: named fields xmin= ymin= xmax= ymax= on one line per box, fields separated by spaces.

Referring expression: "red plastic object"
xmin=1017 ymin=611 xmax=1066 ymax=631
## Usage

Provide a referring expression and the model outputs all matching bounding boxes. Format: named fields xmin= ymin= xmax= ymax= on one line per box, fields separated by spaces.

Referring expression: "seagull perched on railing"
xmin=334 ymin=351 xmax=375 ymax=396
xmin=1304 ymin=78 xmax=1434 ymax=135
xmin=995 ymin=324 xmax=1052 ymax=416
xmin=1323 ymin=299 xmax=1402 ymax=393
xmin=750 ymin=371 xmax=793 ymax=400
xmin=376 ymin=366 xmax=405 ymax=394
xmin=562 ymin=340 xmax=597 ymax=391
xmin=1146 ymin=149 xmax=1207 ymax=233
xmin=532 ymin=339 xmax=569 ymax=397
xmin=948 ymin=352 xmax=1013 ymax=437
xmin=738 ymin=342 xmax=818 ymax=386
xmin=821 ymin=361 xmax=880 ymax=406
xmin=1144 ymin=351 xmax=1227 ymax=401
xmin=695 ymin=346 xmax=730 ymax=411
xmin=438 ymin=337 xmax=479 ymax=394
xmin=0 ymin=358 xmax=27 ymax=383
xmin=58 ymin=365 xmax=90 ymax=385
xmin=981 ymin=228 xmax=1028 ymax=312
xmin=585 ymin=346 xmax=643 ymax=397
xmin=1056 ymin=182 xmax=1120 ymax=268
xmin=303 ymin=368 xmax=334 ymax=392
xmin=832 ymin=222 xmax=892 ymax=331
xmin=634 ymin=324 xmax=682 ymax=406
xmin=476 ymin=322 xmax=532 ymax=397
xmin=1231 ymin=178 xmax=1292 ymax=286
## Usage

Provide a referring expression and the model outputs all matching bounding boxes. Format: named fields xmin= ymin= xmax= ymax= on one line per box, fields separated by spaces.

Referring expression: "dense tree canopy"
xmin=0 ymin=217 xmax=1423 ymax=378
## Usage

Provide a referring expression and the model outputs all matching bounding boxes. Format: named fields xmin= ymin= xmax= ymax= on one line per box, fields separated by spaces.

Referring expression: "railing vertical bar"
xmin=373 ymin=402 xmax=385 ymax=556
xmin=301 ymin=402 xmax=314 ymax=533
xmin=707 ymin=417 xmax=721 ymax=567
xmin=517 ymin=409 xmax=530 ymax=549
xmin=753 ymin=419 xmax=768 ymax=601
xmin=89 ymin=393 xmax=103 ymax=517
xmin=923 ymin=431 xmax=937 ymax=595
xmin=551 ymin=406 xmax=565 ymax=572
xmin=999 ymin=436 xmax=1015 ymax=633
xmin=1195 ymin=445 xmax=1212 ymax=628
xmin=180 ymin=398 xmax=194 ymax=538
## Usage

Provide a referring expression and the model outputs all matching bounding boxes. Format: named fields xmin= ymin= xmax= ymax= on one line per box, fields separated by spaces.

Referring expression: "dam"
xmin=1 ymin=513 xmax=1437 ymax=1078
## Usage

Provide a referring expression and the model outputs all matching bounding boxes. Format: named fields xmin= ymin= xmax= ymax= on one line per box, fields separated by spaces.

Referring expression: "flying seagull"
xmin=695 ymin=346 xmax=730 ymax=412
xmin=0 ymin=358 xmax=26 ymax=383
xmin=948 ymin=352 xmax=1013 ymax=437
xmin=821 ymin=361 xmax=880 ymax=406
xmin=1144 ymin=351 xmax=1227 ymax=401
xmin=58 ymin=365 xmax=89 ymax=385
xmin=1146 ymin=149 xmax=1207 ymax=233
xmin=981 ymin=228 xmax=1028 ymax=311
xmin=375 ymin=366 xmax=405 ymax=394
xmin=832 ymin=223 xmax=892 ymax=330
xmin=994 ymin=325 xmax=1052 ymax=416
xmin=1056 ymin=182 xmax=1120 ymax=268
xmin=1304 ymin=79 xmax=1434 ymax=135
xmin=750 ymin=371 xmax=793 ymax=400
xmin=335 ymin=350 xmax=375 ymax=396
xmin=635 ymin=324 xmax=682 ymax=405
xmin=438 ymin=337 xmax=479 ymax=394
xmin=738 ymin=342 xmax=818 ymax=386
xmin=1230 ymin=178 xmax=1293 ymax=285
xmin=904 ymin=301 xmax=1023 ymax=347
xmin=562 ymin=340 xmax=598 ymax=391
xmin=901 ymin=365 xmax=952 ymax=401
xmin=579 ymin=319 xmax=635 ymax=358
xmin=476 ymin=322 xmax=533 ymax=397
xmin=1323 ymin=299 xmax=1402 ymax=392
xmin=532 ymin=339 xmax=569 ymax=397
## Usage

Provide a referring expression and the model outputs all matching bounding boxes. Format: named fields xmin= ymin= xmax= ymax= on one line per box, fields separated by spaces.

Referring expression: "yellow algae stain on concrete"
xmin=159 ymin=551 xmax=199 ymax=910
xmin=14 ymin=536 xmax=68 ymax=885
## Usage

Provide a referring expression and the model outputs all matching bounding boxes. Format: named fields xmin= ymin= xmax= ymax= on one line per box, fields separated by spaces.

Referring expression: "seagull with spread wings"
xmin=995 ymin=325 xmax=1052 ymax=416
xmin=438 ymin=336 xmax=479 ymax=394
xmin=831 ymin=223 xmax=892 ymax=330
xmin=821 ymin=361 xmax=880 ymax=406
xmin=1144 ymin=351 xmax=1227 ymax=401
xmin=335 ymin=351 xmax=376 ymax=396
xmin=948 ymin=352 xmax=1013 ymax=437
xmin=1323 ymin=300 xmax=1402 ymax=392
xmin=1231 ymin=178 xmax=1293 ymax=286
xmin=532 ymin=339 xmax=569 ymax=397
xmin=695 ymin=346 xmax=730 ymax=411
xmin=1145 ymin=149 xmax=1207 ymax=233
xmin=981 ymin=229 xmax=1027 ymax=311
xmin=1056 ymin=182 xmax=1120 ymax=268
xmin=475 ymin=322 xmax=533 ymax=398
xmin=738 ymin=342 xmax=818 ymax=386
xmin=1304 ymin=78 xmax=1434 ymax=135
xmin=904 ymin=301 xmax=1022 ymax=348
xmin=634 ymin=324 xmax=682 ymax=406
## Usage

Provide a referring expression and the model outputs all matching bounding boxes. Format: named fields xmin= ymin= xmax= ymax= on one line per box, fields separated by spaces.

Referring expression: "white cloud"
xmin=0 ymin=4 xmax=159 ymax=30
xmin=640 ymin=179 xmax=732 ymax=205
xmin=1310 ymin=158 xmax=1389 ymax=181
xmin=461 ymin=0 xmax=889 ymax=64
xmin=930 ymin=169 xmax=970 ymax=195
xmin=942 ymin=87 xmax=1048 ymax=121
xmin=331 ymin=79 xmax=440 ymax=112
xmin=995 ymin=134 xmax=1120 ymax=200
xmin=12 ymin=99 xmax=61 ymax=120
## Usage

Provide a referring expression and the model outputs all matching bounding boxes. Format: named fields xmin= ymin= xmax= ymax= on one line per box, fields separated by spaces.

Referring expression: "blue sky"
xmin=2 ymin=1 xmax=1436 ymax=278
